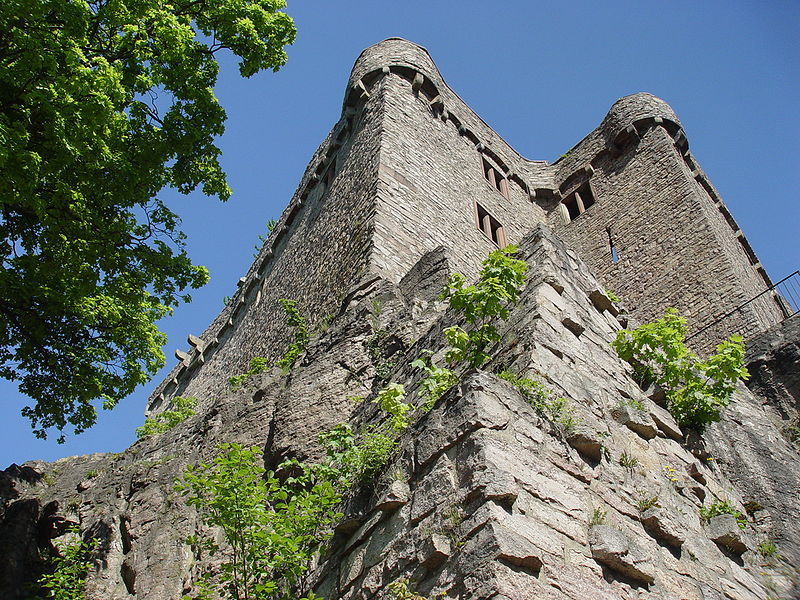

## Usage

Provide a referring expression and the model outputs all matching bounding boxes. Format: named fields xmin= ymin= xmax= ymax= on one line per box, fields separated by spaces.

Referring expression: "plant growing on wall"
xmin=228 ymin=357 xmax=269 ymax=391
xmin=276 ymin=299 xmax=309 ymax=371
xmin=176 ymin=444 xmax=340 ymax=600
xmin=136 ymin=396 xmax=197 ymax=438
xmin=411 ymin=351 xmax=458 ymax=412
xmin=612 ymin=308 xmax=748 ymax=431
xmin=440 ymin=245 xmax=527 ymax=368
xmin=36 ymin=527 xmax=96 ymax=600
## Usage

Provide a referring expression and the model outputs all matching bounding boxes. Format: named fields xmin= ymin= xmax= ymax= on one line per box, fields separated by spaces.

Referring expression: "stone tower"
xmin=2 ymin=39 xmax=798 ymax=600
xmin=149 ymin=39 xmax=785 ymax=417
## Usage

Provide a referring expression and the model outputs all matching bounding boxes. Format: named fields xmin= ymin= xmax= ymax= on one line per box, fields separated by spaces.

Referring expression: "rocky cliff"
xmin=2 ymin=225 xmax=798 ymax=600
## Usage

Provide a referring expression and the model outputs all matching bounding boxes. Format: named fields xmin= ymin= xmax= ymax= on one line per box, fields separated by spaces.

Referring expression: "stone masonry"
xmin=1 ymin=39 xmax=798 ymax=600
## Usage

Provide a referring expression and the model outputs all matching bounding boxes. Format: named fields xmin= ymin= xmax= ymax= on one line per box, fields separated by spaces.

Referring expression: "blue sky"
xmin=2 ymin=0 xmax=798 ymax=467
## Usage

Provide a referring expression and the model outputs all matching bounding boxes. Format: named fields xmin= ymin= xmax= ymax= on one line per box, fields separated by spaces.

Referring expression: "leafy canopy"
xmin=0 ymin=0 xmax=296 ymax=440
xmin=612 ymin=308 xmax=749 ymax=431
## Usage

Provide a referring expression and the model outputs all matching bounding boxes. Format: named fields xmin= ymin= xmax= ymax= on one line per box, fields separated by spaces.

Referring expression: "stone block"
xmin=640 ymin=506 xmax=686 ymax=549
xmin=588 ymin=525 xmax=655 ymax=584
xmin=611 ymin=404 xmax=658 ymax=440
xmin=708 ymin=515 xmax=748 ymax=555
xmin=649 ymin=403 xmax=682 ymax=441
xmin=417 ymin=532 xmax=450 ymax=569
xmin=374 ymin=480 xmax=410 ymax=512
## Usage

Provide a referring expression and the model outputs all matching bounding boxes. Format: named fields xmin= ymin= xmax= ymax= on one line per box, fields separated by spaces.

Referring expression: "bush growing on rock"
xmin=612 ymin=308 xmax=748 ymax=431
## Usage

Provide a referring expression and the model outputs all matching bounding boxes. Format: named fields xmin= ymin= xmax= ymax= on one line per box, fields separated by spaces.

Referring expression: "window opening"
xmin=322 ymin=158 xmax=336 ymax=191
xmin=561 ymin=181 xmax=596 ymax=222
xmin=606 ymin=227 xmax=619 ymax=263
xmin=482 ymin=157 xmax=509 ymax=199
xmin=475 ymin=203 xmax=506 ymax=247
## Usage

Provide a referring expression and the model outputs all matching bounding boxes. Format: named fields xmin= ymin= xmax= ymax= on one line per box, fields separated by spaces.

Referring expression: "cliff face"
xmin=2 ymin=226 xmax=798 ymax=600
xmin=1 ymin=39 xmax=798 ymax=600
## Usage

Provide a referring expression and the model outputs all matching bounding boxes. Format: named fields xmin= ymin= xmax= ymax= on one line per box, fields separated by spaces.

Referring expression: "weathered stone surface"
xmin=1 ymin=38 xmax=798 ymax=600
xmin=611 ymin=403 xmax=659 ymax=440
xmin=640 ymin=505 xmax=687 ymax=549
xmin=588 ymin=524 xmax=655 ymax=584
xmin=707 ymin=514 xmax=748 ymax=555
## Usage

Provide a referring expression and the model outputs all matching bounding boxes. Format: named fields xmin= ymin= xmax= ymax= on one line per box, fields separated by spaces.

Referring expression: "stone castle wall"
xmin=547 ymin=93 xmax=785 ymax=352
xmin=147 ymin=67 xmax=386 ymax=413
xmin=149 ymin=37 xmax=785 ymax=412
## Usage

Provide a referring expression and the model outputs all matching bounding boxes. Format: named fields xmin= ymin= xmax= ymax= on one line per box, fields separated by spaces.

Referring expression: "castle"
xmin=2 ymin=38 xmax=798 ymax=600
xmin=148 ymin=38 xmax=786 ymax=417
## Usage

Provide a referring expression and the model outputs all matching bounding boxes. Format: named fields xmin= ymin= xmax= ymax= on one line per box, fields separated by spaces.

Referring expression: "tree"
xmin=0 ymin=0 xmax=296 ymax=440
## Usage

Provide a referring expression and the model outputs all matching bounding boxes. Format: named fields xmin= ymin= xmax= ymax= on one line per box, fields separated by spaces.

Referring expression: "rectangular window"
xmin=482 ymin=157 xmax=509 ymax=199
xmin=475 ymin=203 xmax=506 ymax=247
xmin=561 ymin=181 xmax=596 ymax=222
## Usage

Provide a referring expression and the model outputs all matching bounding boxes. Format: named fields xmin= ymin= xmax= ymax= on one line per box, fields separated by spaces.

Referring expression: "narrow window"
xmin=606 ymin=227 xmax=619 ymax=263
xmin=475 ymin=203 xmax=506 ymax=247
xmin=561 ymin=181 xmax=596 ymax=222
xmin=482 ymin=157 xmax=509 ymax=199
xmin=322 ymin=158 xmax=336 ymax=191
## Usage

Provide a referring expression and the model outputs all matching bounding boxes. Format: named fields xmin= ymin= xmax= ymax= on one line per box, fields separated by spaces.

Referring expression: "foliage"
xmin=36 ymin=527 xmax=96 ymax=600
xmin=228 ymin=357 xmax=269 ymax=391
xmin=699 ymin=499 xmax=747 ymax=529
xmin=757 ymin=540 xmax=779 ymax=559
xmin=612 ymin=308 xmax=749 ymax=431
xmin=387 ymin=579 xmax=429 ymax=600
xmin=636 ymin=496 xmax=660 ymax=513
xmin=318 ymin=423 xmax=396 ymax=485
xmin=275 ymin=299 xmax=309 ymax=371
xmin=373 ymin=383 xmax=411 ymax=432
xmin=497 ymin=370 xmax=578 ymax=435
xmin=0 ymin=0 xmax=296 ymax=441
xmin=254 ymin=219 xmax=278 ymax=255
xmin=440 ymin=246 xmax=527 ymax=368
xmin=136 ymin=395 xmax=197 ymax=438
xmin=618 ymin=450 xmax=639 ymax=470
xmin=618 ymin=397 xmax=646 ymax=412
xmin=367 ymin=328 xmax=394 ymax=382
xmin=411 ymin=351 xmax=458 ymax=412
xmin=589 ymin=507 xmax=607 ymax=526
xmin=176 ymin=443 xmax=340 ymax=600
xmin=497 ymin=370 xmax=549 ymax=410
xmin=605 ymin=289 xmax=621 ymax=303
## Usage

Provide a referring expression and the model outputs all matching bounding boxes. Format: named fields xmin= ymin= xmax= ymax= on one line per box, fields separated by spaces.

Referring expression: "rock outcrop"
xmin=2 ymin=225 xmax=798 ymax=600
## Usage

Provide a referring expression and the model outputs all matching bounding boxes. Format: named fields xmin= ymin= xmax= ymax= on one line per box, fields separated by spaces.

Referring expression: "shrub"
xmin=441 ymin=245 xmax=527 ymax=368
xmin=612 ymin=308 xmax=748 ymax=431
xmin=136 ymin=396 xmax=197 ymax=438
xmin=412 ymin=351 xmax=458 ymax=412
xmin=373 ymin=383 xmax=411 ymax=432
xmin=36 ymin=527 xmax=95 ymax=600
xmin=176 ymin=444 xmax=340 ymax=600
xmin=699 ymin=499 xmax=747 ymax=529
xmin=228 ymin=357 xmax=269 ymax=391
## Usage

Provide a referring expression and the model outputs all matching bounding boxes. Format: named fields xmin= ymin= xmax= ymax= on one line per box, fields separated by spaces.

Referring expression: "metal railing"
xmin=687 ymin=270 xmax=799 ymax=343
